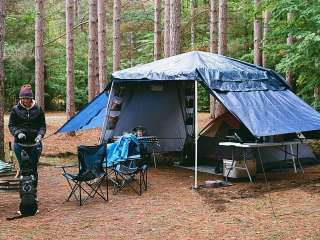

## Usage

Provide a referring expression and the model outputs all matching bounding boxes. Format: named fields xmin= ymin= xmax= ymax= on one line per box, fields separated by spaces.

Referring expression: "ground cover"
xmin=1 ymin=112 xmax=320 ymax=239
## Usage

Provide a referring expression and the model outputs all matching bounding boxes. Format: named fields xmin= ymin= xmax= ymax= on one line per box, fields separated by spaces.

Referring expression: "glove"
xmin=17 ymin=133 xmax=26 ymax=140
xmin=35 ymin=135 xmax=42 ymax=143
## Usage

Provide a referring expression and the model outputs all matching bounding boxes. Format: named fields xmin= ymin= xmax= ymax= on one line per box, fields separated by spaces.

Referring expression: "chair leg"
xmin=79 ymin=182 xmax=82 ymax=206
xmin=139 ymin=171 xmax=142 ymax=196
xmin=145 ymin=168 xmax=148 ymax=190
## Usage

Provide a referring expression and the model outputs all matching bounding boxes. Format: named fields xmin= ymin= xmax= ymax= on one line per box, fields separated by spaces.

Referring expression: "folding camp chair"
xmin=59 ymin=144 xmax=108 ymax=206
xmin=112 ymin=141 xmax=148 ymax=195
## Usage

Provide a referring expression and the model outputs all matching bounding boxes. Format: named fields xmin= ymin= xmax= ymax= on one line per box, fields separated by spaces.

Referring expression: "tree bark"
xmin=190 ymin=0 xmax=195 ymax=50
xmin=169 ymin=0 xmax=181 ymax=56
xmin=262 ymin=10 xmax=271 ymax=68
xmin=214 ymin=0 xmax=227 ymax=118
xmin=66 ymin=0 xmax=75 ymax=121
xmin=209 ymin=0 xmax=218 ymax=118
xmin=218 ymin=0 xmax=227 ymax=55
xmin=164 ymin=0 xmax=170 ymax=57
xmin=113 ymin=0 xmax=121 ymax=71
xmin=88 ymin=0 xmax=98 ymax=101
xmin=286 ymin=11 xmax=295 ymax=91
xmin=253 ymin=0 xmax=262 ymax=66
xmin=0 ymin=0 xmax=5 ymax=160
xmin=154 ymin=0 xmax=161 ymax=60
xmin=98 ymin=0 xmax=107 ymax=92
xmin=35 ymin=0 xmax=45 ymax=110
xmin=209 ymin=0 xmax=218 ymax=53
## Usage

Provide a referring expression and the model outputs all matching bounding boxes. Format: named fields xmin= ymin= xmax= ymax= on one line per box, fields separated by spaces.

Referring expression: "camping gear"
xmin=111 ymin=138 xmax=148 ymax=195
xmin=56 ymin=51 xmax=320 ymax=187
xmin=58 ymin=144 xmax=108 ymax=206
xmin=19 ymin=149 xmax=38 ymax=216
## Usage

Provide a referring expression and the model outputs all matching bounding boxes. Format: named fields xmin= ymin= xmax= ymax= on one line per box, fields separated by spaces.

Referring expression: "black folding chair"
xmin=59 ymin=144 xmax=108 ymax=206
xmin=112 ymin=141 xmax=148 ymax=196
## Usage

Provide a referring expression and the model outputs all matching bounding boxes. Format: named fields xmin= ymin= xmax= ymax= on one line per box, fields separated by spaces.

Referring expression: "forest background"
xmin=3 ymin=0 xmax=320 ymax=112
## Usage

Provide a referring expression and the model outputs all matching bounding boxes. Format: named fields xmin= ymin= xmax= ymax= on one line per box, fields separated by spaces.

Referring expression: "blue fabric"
xmin=56 ymin=50 xmax=320 ymax=138
xmin=105 ymin=134 xmax=140 ymax=166
xmin=213 ymin=90 xmax=320 ymax=137
xmin=112 ymin=51 xmax=288 ymax=92
xmin=57 ymin=91 xmax=108 ymax=133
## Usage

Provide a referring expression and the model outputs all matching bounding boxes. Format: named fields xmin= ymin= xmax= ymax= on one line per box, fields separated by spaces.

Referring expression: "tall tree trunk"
xmin=66 ymin=0 xmax=75 ymax=120
xmin=98 ymin=0 xmax=107 ymax=92
xmin=0 ymin=0 xmax=5 ymax=160
xmin=190 ymin=0 xmax=195 ymax=50
xmin=35 ymin=0 xmax=45 ymax=109
xmin=262 ymin=10 xmax=271 ymax=68
xmin=253 ymin=0 xmax=262 ymax=65
xmin=169 ymin=0 xmax=181 ymax=56
xmin=154 ymin=0 xmax=161 ymax=60
xmin=218 ymin=0 xmax=227 ymax=55
xmin=286 ymin=11 xmax=295 ymax=91
xmin=113 ymin=0 xmax=121 ymax=71
xmin=214 ymin=0 xmax=227 ymax=118
xmin=209 ymin=0 xmax=218 ymax=118
xmin=209 ymin=0 xmax=218 ymax=53
xmin=164 ymin=0 xmax=170 ymax=57
xmin=88 ymin=0 xmax=98 ymax=101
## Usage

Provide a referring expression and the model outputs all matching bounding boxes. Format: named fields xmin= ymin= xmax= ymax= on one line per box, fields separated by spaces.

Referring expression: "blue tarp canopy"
xmin=56 ymin=91 xmax=108 ymax=133
xmin=57 ymin=51 xmax=320 ymax=137
xmin=112 ymin=51 xmax=320 ymax=137
xmin=112 ymin=51 xmax=288 ymax=92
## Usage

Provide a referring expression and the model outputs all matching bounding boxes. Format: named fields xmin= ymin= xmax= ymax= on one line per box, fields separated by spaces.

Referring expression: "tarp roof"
xmin=112 ymin=51 xmax=288 ymax=92
xmin=112 ymin=51 xmax=320 ymax=137
xmin=57 ymin=51 xmax=320 ymax=137
xmin=57 ymin=91 xmax=108 ymax=133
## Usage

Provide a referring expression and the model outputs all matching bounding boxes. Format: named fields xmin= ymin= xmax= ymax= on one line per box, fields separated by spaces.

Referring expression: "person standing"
xmin=8 ymin=84 xmax=46 ymax=196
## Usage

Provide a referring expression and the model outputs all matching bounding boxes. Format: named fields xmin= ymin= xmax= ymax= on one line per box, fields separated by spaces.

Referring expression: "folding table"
xmin=219 ymin=140 xmax=311 ymax=182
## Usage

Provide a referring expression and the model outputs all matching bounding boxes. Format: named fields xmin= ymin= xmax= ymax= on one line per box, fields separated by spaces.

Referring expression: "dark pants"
xmin=14 ymin=142 xmax=42 ymax=189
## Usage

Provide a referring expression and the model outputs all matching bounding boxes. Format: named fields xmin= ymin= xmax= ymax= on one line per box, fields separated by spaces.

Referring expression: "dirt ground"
xmin=1 ymin=113 xmax=320 ymax=240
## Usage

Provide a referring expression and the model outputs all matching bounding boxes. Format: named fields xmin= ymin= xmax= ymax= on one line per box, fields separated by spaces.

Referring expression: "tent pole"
xmin=194 ymin=81 xmax=198 ymax=189
xmin=99 ymin=81 xmax=114 ymax=143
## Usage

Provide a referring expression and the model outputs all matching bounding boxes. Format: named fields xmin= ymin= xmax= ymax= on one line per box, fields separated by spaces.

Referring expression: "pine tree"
xmin=113 ymin=0 xmax=121 ymax=71
xmin=98 ymin=0 xmax=107 ymax=92
xmin=154 ymin=0 xmax=161 ymax=60
xmin=35 ymin=0 xmax=45 ymax=109
xmin=66 ymin=0 xmax=75 ymax=120
xmin=0 ymin=0 xmax=5 ymax=160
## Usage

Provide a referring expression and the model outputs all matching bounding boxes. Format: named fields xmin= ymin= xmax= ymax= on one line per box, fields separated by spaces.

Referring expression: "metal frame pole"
xmin=194 ymin=81 xmax=198 ymax=188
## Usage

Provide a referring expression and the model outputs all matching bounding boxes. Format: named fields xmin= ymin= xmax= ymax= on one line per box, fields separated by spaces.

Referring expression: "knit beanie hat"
xmin=19 ymin=84 xmax=34 ymax=99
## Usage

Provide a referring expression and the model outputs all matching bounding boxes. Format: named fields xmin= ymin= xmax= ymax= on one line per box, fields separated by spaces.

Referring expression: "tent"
xmin=198 ymin=113 xmax=317 ymax=170
xmin=57 ymin=51 xmax=320 ymax=185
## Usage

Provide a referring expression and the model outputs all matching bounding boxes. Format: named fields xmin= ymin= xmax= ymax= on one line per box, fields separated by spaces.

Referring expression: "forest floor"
xmin=1 ymin=112 xmax=320 ymax=239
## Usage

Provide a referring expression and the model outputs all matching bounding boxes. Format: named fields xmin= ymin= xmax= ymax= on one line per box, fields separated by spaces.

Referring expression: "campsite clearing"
xmin=1 ymin=113 xmax=320 ymax=239
xmin=1 ymin=165 xmax=320 ymax=239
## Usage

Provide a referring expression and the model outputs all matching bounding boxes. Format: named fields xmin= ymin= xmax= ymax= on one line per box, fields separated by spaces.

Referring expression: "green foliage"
xmin=265 ymin=0 xmax=320 ymax=108
xmin=3 ymin=0 xmax=320 ymax=113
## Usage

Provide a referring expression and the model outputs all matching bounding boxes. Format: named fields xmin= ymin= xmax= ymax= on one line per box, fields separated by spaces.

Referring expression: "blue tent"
xmin=112 ymin=51 xmax=320 ymax=137
xmin=57 ymin=91 xmax=108 ymax=133
xmin=58 ymin=51 xmax=320 ymax=139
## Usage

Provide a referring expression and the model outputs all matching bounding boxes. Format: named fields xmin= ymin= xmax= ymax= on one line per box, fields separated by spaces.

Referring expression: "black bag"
xmin=19 ymin=174 xmax=38 ymax=216
xmin=19 ymin=149 xmax=38 ymax=216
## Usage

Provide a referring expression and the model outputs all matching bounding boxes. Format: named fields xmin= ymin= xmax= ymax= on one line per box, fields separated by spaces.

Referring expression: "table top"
xmin=219 ymin=139 xmax=313 ymax=148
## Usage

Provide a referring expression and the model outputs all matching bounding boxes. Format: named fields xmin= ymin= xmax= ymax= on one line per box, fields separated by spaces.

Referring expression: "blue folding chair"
xmin=59 ymin=144 xmax=108 ymax=206
xmin=110 ymin=137 xmax=149 ymax=195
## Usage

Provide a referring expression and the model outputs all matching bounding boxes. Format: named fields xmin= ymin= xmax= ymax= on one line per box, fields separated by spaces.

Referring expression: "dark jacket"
xmin=9 ymin=101 xmax=46 ymax=145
